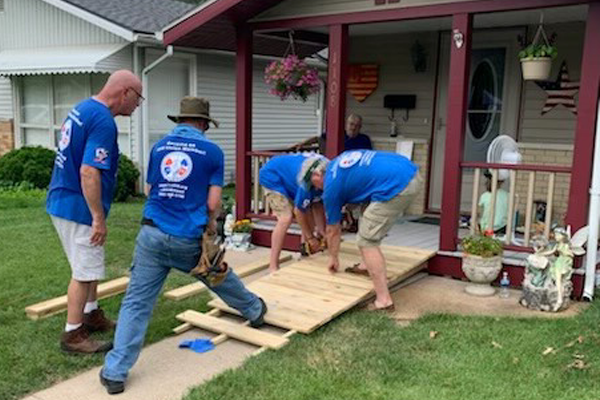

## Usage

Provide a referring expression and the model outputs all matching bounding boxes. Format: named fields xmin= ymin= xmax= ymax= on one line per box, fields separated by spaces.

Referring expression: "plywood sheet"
xmin=208 ymin=244 xmax=435 ymax=333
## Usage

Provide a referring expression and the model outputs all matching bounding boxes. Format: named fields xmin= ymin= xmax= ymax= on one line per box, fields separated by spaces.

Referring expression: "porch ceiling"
xmin=305 ymin=5 xmax=586 ymax=37
xmin=162 ymin=0 xmax=325 ymax=57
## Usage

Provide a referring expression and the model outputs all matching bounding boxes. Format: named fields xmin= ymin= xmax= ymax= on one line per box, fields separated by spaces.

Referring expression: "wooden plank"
xmin=177 ymin=310 xmax=289 ymax=349
xmin=25 ymin=276 xmax=129 ymax=320
xmin=164 ymin=254 xmax=292 ymax=301
xmin=173 ymin=309 xmax=221 ymax=335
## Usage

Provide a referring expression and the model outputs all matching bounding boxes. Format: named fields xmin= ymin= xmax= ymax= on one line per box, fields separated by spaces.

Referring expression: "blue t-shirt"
xmin=259 ymin=153 xmax=322 ymax=211
xmin=143 ymin=124 xmax=224 ymax=239
xmin=323 ymin=150 xmax=418 ymax=224
xmin=345 ymin=133 xmax=372 ymax=150
xmin=46 ymin=98 xmax=119 ymax=226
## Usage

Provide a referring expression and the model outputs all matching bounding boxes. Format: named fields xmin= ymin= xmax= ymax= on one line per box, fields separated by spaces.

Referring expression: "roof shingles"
xmin=62 ymin=0 xmax=199 ymax=34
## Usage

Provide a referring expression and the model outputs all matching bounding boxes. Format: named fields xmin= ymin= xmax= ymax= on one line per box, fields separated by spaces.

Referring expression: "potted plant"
xmin=461 ymin=234 xmax=504 ymax=296
xmin=264 ymin=55 xmax=320 ymax=102
xmin=517 ymin=31 xmax=557 ymax=81
xmin=230 ymin=219 xmax=253 ymax=251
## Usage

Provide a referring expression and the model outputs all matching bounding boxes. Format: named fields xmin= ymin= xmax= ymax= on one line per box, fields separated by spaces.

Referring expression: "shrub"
xmin=0 ymin=146 xmax=56 ymax=189
xmin=114 ymin=155 xmax=140 ymax=202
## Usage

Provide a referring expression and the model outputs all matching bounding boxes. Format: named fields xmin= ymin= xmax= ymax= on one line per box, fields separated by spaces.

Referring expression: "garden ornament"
xmin=521 ymin=226 xmax=588 ymax=312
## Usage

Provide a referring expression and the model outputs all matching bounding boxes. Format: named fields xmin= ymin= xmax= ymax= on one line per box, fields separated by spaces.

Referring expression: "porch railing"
xmin=248 ymin=150 xmax=289 ymax=219
xmin=460 ymin=162 xmax=572 ymax=250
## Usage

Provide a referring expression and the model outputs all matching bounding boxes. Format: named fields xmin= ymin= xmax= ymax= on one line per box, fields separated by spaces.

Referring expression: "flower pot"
xmin=520 ymin=58 xmax=552 ymax=81
xmin=461 ymin=254 xmax=502 ymax=297
xmin=230 ymin=232 xmax=252 ymax=251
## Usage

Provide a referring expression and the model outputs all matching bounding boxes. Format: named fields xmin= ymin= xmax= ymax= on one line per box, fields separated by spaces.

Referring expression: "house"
xmin=161 ymin=0 xmax=600 ymax=298
xmin=0 ymin=0 xmax=326 ymax=182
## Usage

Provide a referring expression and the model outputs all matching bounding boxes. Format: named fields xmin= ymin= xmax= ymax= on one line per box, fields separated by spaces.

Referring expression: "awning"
xmin=0 ymin=43 xmax=130 ymax=76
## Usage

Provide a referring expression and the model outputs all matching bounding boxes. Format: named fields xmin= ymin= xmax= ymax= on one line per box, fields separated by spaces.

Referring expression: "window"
xmin=18 ymin=73 xmax=131 ymax=156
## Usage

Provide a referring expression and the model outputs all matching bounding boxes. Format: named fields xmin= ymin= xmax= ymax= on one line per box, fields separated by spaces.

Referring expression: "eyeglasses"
xmin=129 ymin=87 xmax=145 ymax=104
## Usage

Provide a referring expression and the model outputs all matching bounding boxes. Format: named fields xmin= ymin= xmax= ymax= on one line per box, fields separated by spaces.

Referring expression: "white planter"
xmin=462 ymin=254 xmax=503 ymax=297
xmin=230 ymin=232 xmax=252 ymax=251
xmin=520 ymin=58 xmax=552 ymax=81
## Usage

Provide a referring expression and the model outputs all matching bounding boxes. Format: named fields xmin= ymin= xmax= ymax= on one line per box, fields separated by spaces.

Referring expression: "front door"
xmin=428 ymin=30 xmax=522 ymax=212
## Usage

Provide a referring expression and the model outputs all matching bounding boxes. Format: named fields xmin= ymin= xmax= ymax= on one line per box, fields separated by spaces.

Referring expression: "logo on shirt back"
xmin=160 ymin=151 xmax=193 ymax=182
xmin=338 ymin=151 xmax=363 ymax=168
xmin=58 ymin=119 xmax=72 ymax=151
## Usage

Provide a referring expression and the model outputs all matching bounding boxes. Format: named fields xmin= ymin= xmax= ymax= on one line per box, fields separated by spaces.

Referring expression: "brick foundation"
xmin=0 ymin=119 xmax=15 ymax=156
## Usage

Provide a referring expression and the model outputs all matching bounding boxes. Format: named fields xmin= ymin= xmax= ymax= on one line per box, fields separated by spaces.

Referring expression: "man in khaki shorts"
xmin=46 ymin=70 xmax=143 ymax=353
xmin=259 ymin=153 xmax=327 ymax=272
xmin=300 ymin=150 xmax=421 ymax=311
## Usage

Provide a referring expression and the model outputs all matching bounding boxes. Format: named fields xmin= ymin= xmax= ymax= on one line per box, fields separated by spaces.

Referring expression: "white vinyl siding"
xmin=0 ymin=77 xmax=13 ymax=119
xmin=346 ymin=31 xmax=440 ymax=141
xmin=518 ymin=22 xmax=584 ymax=145
xmin=196 ymin=53 xmax=320 ymax=182
xmin=0 ymin=0 xmax=126 ymax=50
xmin=254 ymin=0 xmax=473 ymax=21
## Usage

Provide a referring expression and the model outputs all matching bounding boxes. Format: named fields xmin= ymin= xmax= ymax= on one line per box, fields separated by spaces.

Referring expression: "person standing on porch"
xmin=300 ymin=150 xmax=421 ymax=311
xmin=259 ymin=153 xmax=327 ymax=272
xmin=344 ymin=114 xmax=372 ymax=150
xmin=46 ymin=70 xmax=143 ymax=354
xmin=100 ymin=97 xmax=267 ymax=395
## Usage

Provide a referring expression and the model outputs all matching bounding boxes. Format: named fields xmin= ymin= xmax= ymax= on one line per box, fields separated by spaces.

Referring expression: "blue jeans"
xmin=102 ymin=225 xmax=263 ymax=382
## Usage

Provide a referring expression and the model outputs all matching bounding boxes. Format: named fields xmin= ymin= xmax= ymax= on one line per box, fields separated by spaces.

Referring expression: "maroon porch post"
xmin=325 ymin=24 xmax=348 ymax=158
xmin=439 ymin=13 xmax=473 ymax=251
xmin=565 ymin=2 xmax=600 ymax=231
xmin=235 ymin=25 xmax=253 ymax=220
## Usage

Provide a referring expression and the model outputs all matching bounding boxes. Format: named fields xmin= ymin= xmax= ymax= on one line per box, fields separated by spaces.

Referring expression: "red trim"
xmin=325 ymin=24 xmax=349 ymax=159
xmin=164 ymin=0 xmax=244 ymax=45
xmin=439 ymin=14 xmax=472 ymax=252
xmin=460 ymin=162 xmax=572 ymax=173
xmin=251 ymin=228 xmax=301 ymax=251
xmin=566 ymin=2 xmax=600 ymax=232
xmin=250 ymin=0 xmax=593 ymax=31
xmin=235 ymin=25 xmax=253 ymax=221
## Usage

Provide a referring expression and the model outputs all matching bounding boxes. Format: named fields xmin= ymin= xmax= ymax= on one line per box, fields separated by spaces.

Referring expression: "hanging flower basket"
xmin=517 ymin=23 xmax=557 ymax=81
xmin=264 ymin=55 xmax=320 ymax=102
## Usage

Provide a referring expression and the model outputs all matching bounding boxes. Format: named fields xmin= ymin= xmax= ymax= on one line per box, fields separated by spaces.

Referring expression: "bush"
xmin=0 ymin=146 xmax=56 ymax=189
xmin=114 ymin=155 xmax=140 ymax=202
xmin=0 ymin=147 xmax=140 ymax=202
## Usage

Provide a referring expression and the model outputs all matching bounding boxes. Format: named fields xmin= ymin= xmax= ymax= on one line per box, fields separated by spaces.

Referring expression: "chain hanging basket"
xmin=518 ymin=17 xmax=557 ymax=81
xmin=264 ymin=31 xmax=320 ymax=102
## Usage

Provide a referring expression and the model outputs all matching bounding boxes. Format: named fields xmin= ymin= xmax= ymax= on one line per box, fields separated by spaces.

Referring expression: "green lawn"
xmin=0 ymin=195 xmax=211 ymax=400
xmin=184 ymin=307 xmax=600 ymax=400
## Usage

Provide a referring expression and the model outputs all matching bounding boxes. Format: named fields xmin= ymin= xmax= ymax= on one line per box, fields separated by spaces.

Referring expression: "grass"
xmin=0 ymin=194 xmax=211 ymax=400
xmin=184 ymin=307 xmax=600 ymax=400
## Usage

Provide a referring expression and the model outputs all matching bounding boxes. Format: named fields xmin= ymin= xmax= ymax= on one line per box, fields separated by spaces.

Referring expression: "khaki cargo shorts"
xmin=264 ymin=189 xmax=294 ymax=218
xmin=357 ymin=172 xmax=423 ymax=247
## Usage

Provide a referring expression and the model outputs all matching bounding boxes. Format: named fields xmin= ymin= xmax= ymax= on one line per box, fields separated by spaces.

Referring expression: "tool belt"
xmin=189 ymin=228 xmax=229 ymax=286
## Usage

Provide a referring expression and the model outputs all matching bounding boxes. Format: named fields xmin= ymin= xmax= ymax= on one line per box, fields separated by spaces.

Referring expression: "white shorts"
xmin=51 ymin=216 xmax=105 ymax=281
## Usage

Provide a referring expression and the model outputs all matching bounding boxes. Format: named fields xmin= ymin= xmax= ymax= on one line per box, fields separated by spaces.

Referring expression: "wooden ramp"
xmin=175 ymin=243 xmax=435 ymax=351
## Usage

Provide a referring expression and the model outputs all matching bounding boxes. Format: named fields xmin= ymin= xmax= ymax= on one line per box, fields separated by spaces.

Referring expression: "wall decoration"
xmin=535 ymin=61 xmax=579 ymax=115
xmin=347 ymin=64 xmax=379 ymax=102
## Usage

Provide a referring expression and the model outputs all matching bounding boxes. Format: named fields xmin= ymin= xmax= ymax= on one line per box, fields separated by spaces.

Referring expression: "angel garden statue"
xmin=520 ymin=226 xmax=588 ymax=312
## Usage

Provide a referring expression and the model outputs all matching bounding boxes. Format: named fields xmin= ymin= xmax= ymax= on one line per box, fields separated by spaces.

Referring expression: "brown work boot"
xmin=60 ymin=326 xmax=113 ymax=354
xmin=83 ymin=308 xmax=116 ymax=333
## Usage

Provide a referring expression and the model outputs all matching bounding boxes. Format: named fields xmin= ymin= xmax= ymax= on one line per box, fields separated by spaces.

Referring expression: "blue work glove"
xmin=179 ymin=338 xmax=215 ymax=354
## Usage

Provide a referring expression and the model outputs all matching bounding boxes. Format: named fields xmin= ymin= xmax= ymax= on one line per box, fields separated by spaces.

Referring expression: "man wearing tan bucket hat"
xmin=101 ymin=96 xmax=266 ymax=395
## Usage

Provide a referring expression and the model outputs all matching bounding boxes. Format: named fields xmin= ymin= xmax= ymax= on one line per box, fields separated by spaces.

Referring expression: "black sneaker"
xmin=100 ymin=368 xmax=125 ymax=395
xmin=250 ymin=297 xmax=268 ymax=328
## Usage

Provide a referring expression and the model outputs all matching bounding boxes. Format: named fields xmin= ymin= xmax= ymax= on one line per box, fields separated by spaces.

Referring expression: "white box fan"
xmin=486 ymin=135 xmax=522 ymax=180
